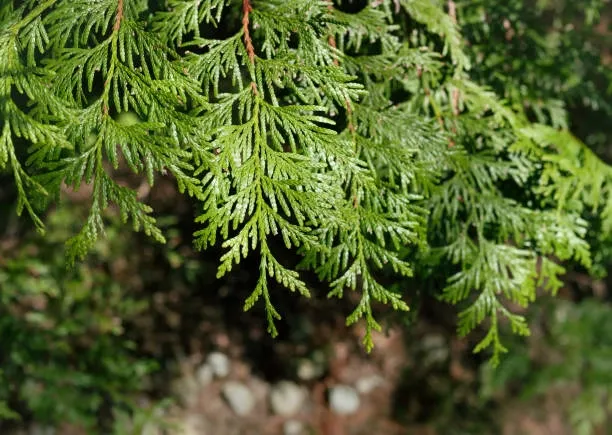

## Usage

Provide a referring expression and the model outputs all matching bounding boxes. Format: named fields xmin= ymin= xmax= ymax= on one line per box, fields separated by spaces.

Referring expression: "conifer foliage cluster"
xmin=1 ymin=0 xmax=610 ymax=362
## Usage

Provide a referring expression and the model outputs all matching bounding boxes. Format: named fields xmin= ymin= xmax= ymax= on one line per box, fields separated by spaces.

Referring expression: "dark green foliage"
xmin=1 ymin=0 xmax=612 ymax=368
xmin=0 ymin=206 xmax=158 ymax=430
xmin=459 ymin=0 xmax=612 ymax=279
xmin=481 ymin=298 xmax=612 ymax=435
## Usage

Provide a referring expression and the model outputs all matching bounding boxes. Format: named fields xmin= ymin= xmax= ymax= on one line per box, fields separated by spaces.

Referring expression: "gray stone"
xmin=196 ymin=363 xmax=214 ymax=386
xmin=207 ymin=351 xmax=231 ymax=378
xmin=296 ymin=358 xmax=325 ymax=381
xmin=355 ymin=374 xmax=385 ymax=394
xmin=328 ymin=385 xmax=360 ymax=415
xmin=222 ymin=381 xmax=256 ymax=416
xmin=269 ymin=381 xmax=306 ymax=416
xmin=179 ymin=414 xmax=210 ymax=435
xmin=283 ymin=420 xmax=305 ymax=435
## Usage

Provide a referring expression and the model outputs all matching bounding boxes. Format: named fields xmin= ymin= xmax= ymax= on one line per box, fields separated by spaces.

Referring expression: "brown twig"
xmin=242 ymin=0 xmax=255 ymax=64
xmin=345 ymin=98 xmax=354 ymax=131
xmin=113 ymin=0 xmax=124 ymax=32
xmin=241 ymin=0 xmax=258 ymax=94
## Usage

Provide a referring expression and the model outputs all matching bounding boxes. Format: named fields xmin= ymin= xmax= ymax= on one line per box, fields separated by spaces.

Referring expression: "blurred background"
xmin=3 ymin=0 xmax=612 ymax=434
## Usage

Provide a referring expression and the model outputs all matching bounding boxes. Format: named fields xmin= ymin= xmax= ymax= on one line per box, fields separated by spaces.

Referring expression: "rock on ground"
xmin=269 ymin=381 xmax=307 ymax=416
xmin=196 ymin=363 xmax=214 ymax=386
xmin=355 ymin=374 xmax=385 ymax=394
xmin=207 ymin=351 xmax=231 ymax=378
xmin=222 ymin=381 xmax=256 ymax=416
xmin=295 ymin=351 xmax=326 ymax=381
xmin=328 ymin=385 xmax=360 ymax=415
xmin=283 ymin=420 xmax=306 ymax=435
xmin=178 ymin=414 xmax=211 ymax=435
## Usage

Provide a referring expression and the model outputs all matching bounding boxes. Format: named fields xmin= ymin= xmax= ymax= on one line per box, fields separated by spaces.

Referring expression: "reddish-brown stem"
xmin=242 ymin=0 xmax=255 ymax=64
xmin=345 ymin=98 xmax=352 ymax=115
xmin=113 ymin=0 xmax=124 ymax=32
xmin=241 ymin=0 xmax=258 ymax=94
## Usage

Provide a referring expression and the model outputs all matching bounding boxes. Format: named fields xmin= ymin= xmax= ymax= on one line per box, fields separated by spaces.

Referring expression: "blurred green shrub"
xmin=0 ymin=205 xmax=159 ymax=430
xmin=480 ymin=298 xmax=612 ymax=435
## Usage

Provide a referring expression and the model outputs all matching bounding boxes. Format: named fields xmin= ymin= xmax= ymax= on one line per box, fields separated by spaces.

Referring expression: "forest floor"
xmin=4 ymin=178 xmax=596 ymax=435
xmin=7 ymin=271 xmax=579 ymax=435
xmin=53 ymin=282 xmax=582 ymax=435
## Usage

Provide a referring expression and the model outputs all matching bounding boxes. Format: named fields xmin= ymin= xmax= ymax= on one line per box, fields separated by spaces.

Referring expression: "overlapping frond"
xmin=2 ymin=0 xmax=610 ymax=358
xmin=35 ymin=0 xmax=207 ymax=260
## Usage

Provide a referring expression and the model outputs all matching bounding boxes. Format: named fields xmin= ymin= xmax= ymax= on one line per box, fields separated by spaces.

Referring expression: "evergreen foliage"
xmin=0 ymin=205 xmax=162 ymax=430
xmin=481 ymin=298 xmax=612 ymax=435
xmin=1 ymin=0 xmax=612 ymax=366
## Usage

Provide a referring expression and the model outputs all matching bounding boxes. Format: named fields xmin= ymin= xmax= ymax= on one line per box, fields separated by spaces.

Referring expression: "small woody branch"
xmin=114 ymin=0 xmax=124 ymax=32
xmin=242 ymin=0 xmax=258 ymax=94
xmin=242 ymin=0 xmax=256 ymax=64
